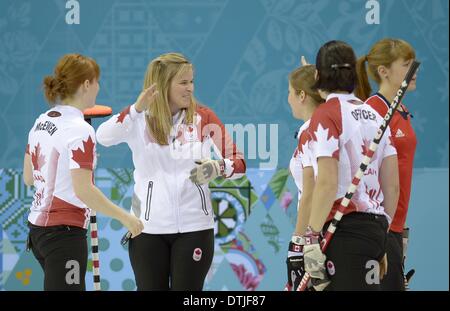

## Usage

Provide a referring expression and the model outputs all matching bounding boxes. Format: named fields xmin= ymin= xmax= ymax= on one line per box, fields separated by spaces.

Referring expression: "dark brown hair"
xmin=314 ymin=40 xmax=357 ymax=93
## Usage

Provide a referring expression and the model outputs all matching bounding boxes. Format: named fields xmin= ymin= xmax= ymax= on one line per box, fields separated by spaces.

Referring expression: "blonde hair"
xmin=355 ymin=38 xmax=416 ymax=101
xmin=289 ymin=65 xmax=324 ymax=105
xmin=143 ymin=53 xmax=195 ymax=145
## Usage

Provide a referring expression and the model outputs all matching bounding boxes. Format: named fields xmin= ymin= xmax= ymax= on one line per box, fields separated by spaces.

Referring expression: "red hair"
xmin=43 ymin=53 xmax=100 ymax=104
xmin=355 ymin=38 xmax=415 ymax=101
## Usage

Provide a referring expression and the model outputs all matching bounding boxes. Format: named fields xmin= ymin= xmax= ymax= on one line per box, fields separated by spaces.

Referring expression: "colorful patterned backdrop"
xmin=0 ymin=0 xmax=448 ymax=291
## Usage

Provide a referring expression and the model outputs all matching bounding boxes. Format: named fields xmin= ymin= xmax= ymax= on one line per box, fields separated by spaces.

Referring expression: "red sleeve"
xmin=30 ymin=143 xmax=46 ymax=172
xmin=197 ymin=106 xmax=246 ymax=175
xmin=308 ymin=97 xmax=341 ymax=160
xmin=366 ymin=96 xmax=388 ymax=118
xmin=116 ymin=105 xmax=131 ymax=124
xmin=297 ymin=130 xmax=312 ymax=168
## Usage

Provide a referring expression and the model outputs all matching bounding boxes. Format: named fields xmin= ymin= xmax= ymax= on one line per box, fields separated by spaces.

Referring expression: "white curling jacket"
xmin=96 ymin=104 xmax=246 ymax=234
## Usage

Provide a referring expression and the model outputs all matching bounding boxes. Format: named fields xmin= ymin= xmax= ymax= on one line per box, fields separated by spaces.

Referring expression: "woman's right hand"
xmin=121 ymin=214 xmax=144 ymax=238
xmin=135 ymin=83 xmax=159 ymax=113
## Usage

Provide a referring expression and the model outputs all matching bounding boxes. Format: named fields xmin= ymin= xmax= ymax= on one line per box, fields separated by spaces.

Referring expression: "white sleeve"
xmin=96 ymin=104 xmax=139 ymax=147
xmin=309 ymin=107 xmax=341 ymax=161
xmin=382 ymin=127 xmax=397 ymax=159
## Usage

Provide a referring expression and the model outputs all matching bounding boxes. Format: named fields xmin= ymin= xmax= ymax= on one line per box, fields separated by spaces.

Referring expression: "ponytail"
xmin=43 ymin=75 xmax=68 ymax=104
xmin=355 ymin=55 xmax=372 ymax=101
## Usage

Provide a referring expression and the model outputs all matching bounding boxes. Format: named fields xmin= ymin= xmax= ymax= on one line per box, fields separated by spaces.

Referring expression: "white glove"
xmin=189 ymin=159 xmax=225 ymax=185
xmin=303 ymin=228 xmax=330 ymax=291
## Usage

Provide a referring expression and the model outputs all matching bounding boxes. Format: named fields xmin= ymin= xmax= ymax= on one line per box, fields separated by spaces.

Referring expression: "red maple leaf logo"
xmin=365 ymin=184 xmax=381 ymax=208
xmin=116 ymin=106 xmax=131 ymax=124
xmin=361 ymin=138 xmax=375 ymax=163
xmin=361 ymin=138 xmax=372 ymax=156
xmin=31 ymin=143 xmax=46 ymax=172
xmin=71 ymin=136 xmax=95 ymax=170
xmin=297 ymin=131 xmax=310 ymax=155
xmin=366 ymin=184 xmax=377 ymax=200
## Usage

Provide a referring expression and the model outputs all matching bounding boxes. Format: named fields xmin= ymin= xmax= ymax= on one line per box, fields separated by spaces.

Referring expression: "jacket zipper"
xmin=144 ymin=181 xmax=153 ymax=221
xmin=174 ymin=148 xmax=180 ymax=232
xmin=195 ymin=183 xmax=208 ymax=215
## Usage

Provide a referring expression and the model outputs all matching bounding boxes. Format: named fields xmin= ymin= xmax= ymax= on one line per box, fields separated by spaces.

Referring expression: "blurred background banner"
xmin=0 ymin=0 xmax=448 ymax=291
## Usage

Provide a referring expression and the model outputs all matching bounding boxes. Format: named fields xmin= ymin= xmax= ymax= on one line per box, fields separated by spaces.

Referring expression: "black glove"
xmin=286 ymin=239 xmax=306 ymax=291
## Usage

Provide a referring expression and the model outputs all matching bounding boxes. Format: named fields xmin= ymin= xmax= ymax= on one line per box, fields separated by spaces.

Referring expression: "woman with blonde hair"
xmin=285 ymin=61 xmax=324 ymax=291
xmin=23 ymin=54 xmax=143 ymax=290
xmin=96 ymin=52 xmax=246 ymax=290
xmin=355 ymin=38 xmax=418 ymax=290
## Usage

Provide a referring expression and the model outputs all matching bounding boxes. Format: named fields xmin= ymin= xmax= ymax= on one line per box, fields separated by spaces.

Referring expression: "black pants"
xmin=129 ymin=229 xmax=214 ymax=291
xmin=28 ymin=222 xmax=88 ymax=291
xmin=380 ymin=231 xmax=405 ymax=290
xmin=323 ymin=213 xmax=388 ymax=291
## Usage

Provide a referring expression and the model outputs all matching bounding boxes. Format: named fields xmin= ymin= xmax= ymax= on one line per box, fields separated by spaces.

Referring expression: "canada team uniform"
xmin=96 ymin=103 xmax=246 ymax=290
xmin=27 ymin=106 xmax=95 ymax=228
xmin=26 ymin=105 xmax=97 ymax=290
xmin=96 ymin=104 xmax=245 ymax=234
xmin=287 ymin=120 xmax=316 ymax=290
xmin=307 ymin=93 xmax=397 ymax=290
xmin=289 ymin=120 xmax=317 ymax=200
